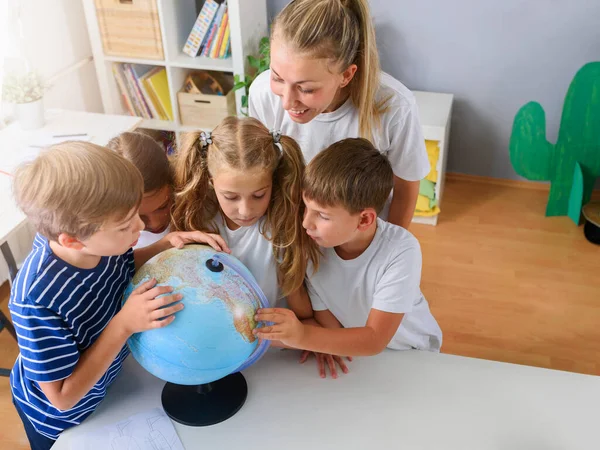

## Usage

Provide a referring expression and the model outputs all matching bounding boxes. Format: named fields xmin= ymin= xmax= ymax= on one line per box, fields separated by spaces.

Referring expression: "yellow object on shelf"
xmin=414 ymin=140 xmax=441 ymax=217
xmin=425 ymin=140 xmax=439 ymax=183
xmin=415 ymin=195 xmax=440 ymax=217
xmin=414 ymin=206 xmax=441 ymax=217
xmin=145 ymin=69 xmax=173 ymax=121
xmin=416 ymin=195 xmax=430 ymax=211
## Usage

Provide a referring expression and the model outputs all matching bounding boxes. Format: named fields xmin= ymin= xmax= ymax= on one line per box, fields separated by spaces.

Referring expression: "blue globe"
xmin=123 ymin=244 xmax=270 ymax=385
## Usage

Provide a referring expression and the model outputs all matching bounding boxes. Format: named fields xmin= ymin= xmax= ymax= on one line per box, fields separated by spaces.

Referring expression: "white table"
xmin=54 ymin=349 xmax=600 ymax=450
xmin=0 ymin=110 xmax=140 ymax=375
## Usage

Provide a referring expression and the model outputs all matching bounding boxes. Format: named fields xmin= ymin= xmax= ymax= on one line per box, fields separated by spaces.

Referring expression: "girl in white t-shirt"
xmin=249 ymin=0 xmax=429 ymax=229
xmin=171 ymin=117 xmax=319 ymax=308
xmin=107 ymin=132 xmax=173 ymax=249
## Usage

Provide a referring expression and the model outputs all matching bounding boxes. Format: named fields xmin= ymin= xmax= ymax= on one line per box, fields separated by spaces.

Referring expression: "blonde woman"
xmin=250 ymin=0 xmax=429 ymax=229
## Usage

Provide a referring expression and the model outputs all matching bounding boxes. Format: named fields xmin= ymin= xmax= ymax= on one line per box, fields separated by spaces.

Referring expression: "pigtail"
xmin=172 ymin=132 xmax=219 ymax=233
xmin=266 ymin=133 xmax=320 ymax=296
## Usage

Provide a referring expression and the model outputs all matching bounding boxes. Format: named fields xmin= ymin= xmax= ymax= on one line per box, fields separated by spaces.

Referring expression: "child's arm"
xmin=134 ymin=230 xmax=230 ymax=269
xmin=388 ymin=176 xmax=419 ymax=229
xmin=37 ymin=279 xmax=182 ymax=411
xmin=314 ymin=309 xmax=344 ymax=329
xmin=254 ymin=307 xmax=403 ymax=357
xmin=286 ymin=283 xmax=313 ymax=320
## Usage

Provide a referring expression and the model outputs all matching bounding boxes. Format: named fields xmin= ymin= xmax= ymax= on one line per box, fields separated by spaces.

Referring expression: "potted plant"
xmin=2 ymin=71 xmax=46 ymax=130
xmin=233 ymin=37 xmax=270 ymax=115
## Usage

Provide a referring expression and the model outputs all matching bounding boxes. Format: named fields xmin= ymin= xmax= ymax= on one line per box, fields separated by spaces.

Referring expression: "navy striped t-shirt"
xmin=9 ymin=234 xmax=134 ymax=440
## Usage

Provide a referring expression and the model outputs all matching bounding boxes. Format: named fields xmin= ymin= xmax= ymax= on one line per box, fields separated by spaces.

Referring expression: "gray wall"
xmin=267 ymin=0 xmax=600 ymax=180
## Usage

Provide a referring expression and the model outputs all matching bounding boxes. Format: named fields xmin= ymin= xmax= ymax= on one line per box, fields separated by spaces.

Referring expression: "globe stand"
xmin=161 ymin=372 xmax=248 ymax=426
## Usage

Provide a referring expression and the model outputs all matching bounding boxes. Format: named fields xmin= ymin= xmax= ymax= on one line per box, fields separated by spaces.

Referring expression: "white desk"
xmin=54 ymin=350 xmax=600 ymax=450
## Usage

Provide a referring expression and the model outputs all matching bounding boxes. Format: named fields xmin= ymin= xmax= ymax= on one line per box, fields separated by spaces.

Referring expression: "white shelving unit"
xmin=82 ymin=0 xmax=268 ymax=135
xmin=412 ymin=91 xmax=454 ymax=226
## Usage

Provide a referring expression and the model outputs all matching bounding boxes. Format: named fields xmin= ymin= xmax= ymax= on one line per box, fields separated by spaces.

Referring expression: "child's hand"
xmin=117 ymin=278 xmax=184 ymax=336
xmin=166 ymin=231 xmax=231 ymax=253
xmin=299 ymin=350 xmax=352 ymax=379
xmin=253 ymin=308 xmax=305 ymax=348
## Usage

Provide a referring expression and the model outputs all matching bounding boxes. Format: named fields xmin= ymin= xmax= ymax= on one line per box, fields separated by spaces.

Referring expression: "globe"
xmin=123 ymin=244 xmax=269 ymax=386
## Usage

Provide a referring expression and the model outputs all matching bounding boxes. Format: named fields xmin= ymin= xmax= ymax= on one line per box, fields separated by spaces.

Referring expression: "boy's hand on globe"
xmin=253 ymin=308 xmax=305 ymax=348
xmin=117 ymin=278 xmax=184 ymax=336
xmin=165 ymin=231 xmax=231 ymax=253
xmin=299 ymin=350 xmax=352 ymax=379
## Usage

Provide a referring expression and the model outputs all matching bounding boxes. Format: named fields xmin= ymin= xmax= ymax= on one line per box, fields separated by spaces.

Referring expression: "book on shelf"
xmin=186 ymin=1 xmax=231 ymax=59
xmin=182 ymin=0 xmax=220 ymax=57
xmin=210 ymin=9 xmax=228 ymax=59
xmin=112 ymin=63 xmax=173 ymax=121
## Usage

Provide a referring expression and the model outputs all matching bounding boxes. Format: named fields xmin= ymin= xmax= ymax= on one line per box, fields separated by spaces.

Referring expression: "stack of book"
xmin=183 ymin=0 xmax=231 ymax=59
xmin=112 ymin=63 xmax=173 ymax=121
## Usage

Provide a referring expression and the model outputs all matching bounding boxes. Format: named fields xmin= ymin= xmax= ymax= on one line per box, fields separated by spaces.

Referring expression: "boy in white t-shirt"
xmin=255 ymin=138 xmax=442 ymax=355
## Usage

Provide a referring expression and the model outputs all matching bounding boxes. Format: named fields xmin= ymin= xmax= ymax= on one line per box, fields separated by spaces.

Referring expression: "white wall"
xmin=3 ymin=0 xmax=102 ymax=113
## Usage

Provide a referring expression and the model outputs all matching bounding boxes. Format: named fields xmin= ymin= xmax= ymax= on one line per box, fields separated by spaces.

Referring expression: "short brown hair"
xmin=107 ymin=131 xmax=172 ymax=193
xmin=13 ymin=141 xmax=143 ymax=241
xmin=303 ymin=138 xmax=393 ymax=214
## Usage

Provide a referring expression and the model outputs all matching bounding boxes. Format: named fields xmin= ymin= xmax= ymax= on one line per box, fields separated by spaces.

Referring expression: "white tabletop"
xmin=0 ymin=110 xmax=140 ymax=244
xmin=54 ymin=349 xmax=600 ymax=450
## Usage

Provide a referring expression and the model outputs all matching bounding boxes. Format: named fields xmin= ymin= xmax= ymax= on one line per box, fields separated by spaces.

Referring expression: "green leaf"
xmin=234 ymin=74 xmax=241 ymax=83
xmin=248 ymin=55 xmax=260 ymax=69
xmin=260 ymin=44 xmax=270 ymax=56
xmin=233 ymin=82 xmax=246 ymax=91
xmin=242 ymin=95 xmax=248 ymax=108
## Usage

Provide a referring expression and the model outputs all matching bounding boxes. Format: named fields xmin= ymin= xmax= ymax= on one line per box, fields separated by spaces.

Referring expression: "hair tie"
xmin=199 ymin=131 xmax=213 ymax=149
xmin=270 ymin=130 xmax=283 ymax=157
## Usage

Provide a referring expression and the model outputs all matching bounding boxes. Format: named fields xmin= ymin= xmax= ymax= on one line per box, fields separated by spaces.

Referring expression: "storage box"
xmin=178 ymin=89 xmax=237 ymax=129
xmin=94 ymin=0 xmax=164 ymax=60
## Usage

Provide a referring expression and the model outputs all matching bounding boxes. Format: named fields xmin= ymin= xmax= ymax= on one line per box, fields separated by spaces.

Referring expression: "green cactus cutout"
xmin=568 ymin=163 xmax=584 ymax=224
xmin=510 ymin=62 xmax=600 ymax=223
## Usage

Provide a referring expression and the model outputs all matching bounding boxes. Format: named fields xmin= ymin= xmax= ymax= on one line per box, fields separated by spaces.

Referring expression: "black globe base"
xmin=161 ymin=372 xmax=248 ymax=426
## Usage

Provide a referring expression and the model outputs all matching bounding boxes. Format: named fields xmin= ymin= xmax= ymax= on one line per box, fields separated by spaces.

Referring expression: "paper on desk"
xmin=69 ymin=408 xmax=184 ymax=450
xmin=0 ymin=135 xmax=91 ymax=176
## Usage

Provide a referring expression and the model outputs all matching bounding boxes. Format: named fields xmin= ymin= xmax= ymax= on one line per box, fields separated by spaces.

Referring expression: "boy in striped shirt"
xmin=8 ymin=142 xmax=228 ymax=449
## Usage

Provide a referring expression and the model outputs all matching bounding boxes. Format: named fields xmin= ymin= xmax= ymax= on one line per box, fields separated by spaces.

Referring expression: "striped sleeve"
xmin=10 ymin=302 xmax=79 ymax=383
xmin=125 ymin=248 xmax=135 ymax=279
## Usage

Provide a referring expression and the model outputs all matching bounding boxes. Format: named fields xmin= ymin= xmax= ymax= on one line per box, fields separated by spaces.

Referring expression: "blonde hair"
xmin=13 ymin=142 xmax=143 ymax=241
xmin=272 ymin=0 xmax=386 ymax=140
xmin=172 ymin=116 xmax=319 ymax=296
xmin=304 ymin=138 xmax=393 ymax=214
xmin=107 ymin=131 xmax=173 ymax=194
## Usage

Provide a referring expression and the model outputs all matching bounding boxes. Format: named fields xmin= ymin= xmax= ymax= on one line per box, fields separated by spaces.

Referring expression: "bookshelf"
xmin=82 ymin=0 xmax=268 ymax=137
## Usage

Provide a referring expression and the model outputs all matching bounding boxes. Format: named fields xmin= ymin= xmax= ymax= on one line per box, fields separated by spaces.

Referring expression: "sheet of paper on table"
xmin=68 ymin=407 xmax=184 ymax=450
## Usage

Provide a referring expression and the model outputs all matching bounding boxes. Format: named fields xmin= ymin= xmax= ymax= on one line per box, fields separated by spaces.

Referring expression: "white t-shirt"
xmin=133 ymin=227 xmax=170 ymax=250
xmin=249 ymin=70 xmax=430 ymax=182
xmin=215 ymin=215 xmax=281 ymax=307
xmin=306 ymin=218 xmax=442 ymax=351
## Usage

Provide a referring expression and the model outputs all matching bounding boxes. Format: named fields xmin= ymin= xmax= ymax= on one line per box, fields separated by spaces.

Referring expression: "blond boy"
xmin=9 ymin=142 xmax=227 ymax=449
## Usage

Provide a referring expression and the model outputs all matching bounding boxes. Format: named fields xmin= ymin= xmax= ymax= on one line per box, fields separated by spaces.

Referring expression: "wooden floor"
xmin=1 ymin=176 xmax=599 ymax=448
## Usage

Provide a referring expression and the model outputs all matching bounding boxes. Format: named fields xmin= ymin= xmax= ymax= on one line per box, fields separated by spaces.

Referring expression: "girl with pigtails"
xmin=172 ymin=116 xmax=319 ymax=311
